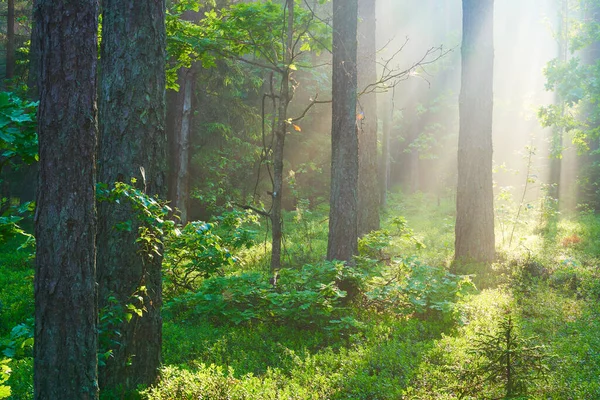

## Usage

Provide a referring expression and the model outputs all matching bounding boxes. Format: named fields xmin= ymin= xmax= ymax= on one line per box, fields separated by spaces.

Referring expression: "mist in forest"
xmin=375 ymin=0 xmax=560 ymax=203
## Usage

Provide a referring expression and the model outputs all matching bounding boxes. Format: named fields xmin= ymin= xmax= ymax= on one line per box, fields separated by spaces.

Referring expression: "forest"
xmin=0 ymin=0 xmax=599 ymax=398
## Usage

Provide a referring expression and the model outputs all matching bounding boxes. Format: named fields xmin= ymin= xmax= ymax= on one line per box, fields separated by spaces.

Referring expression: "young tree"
xmin=454 ymin=0 xmax=495 ymax=263
xmin=96 ymin=0 xmax=167 ymax=392
xmin=328 ymin=0 xmax=359 ymax=262
xmin=6 ymin=0 xmax=15 ymax=82
xmin=357 ymin=0 xmax=380 ymax=235
xmin=34 ymin=0 xmax=99 ymax=398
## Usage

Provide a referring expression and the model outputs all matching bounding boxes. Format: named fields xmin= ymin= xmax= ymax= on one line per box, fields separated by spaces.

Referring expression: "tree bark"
xmin=270 ymin=0 xmax=294 ymax=271
xmin=97 ymin=0 xmax=166 ymax=392
xmin=168 ymin=68 xmax=195 ymax=224
xmin=328 ymin=0 xmax=359 ymax=262
xmin=357 ymin=0 xmax=380 ymax=236
xmin=34 ymin=0 xmax=98 ymax=398
xmin=455 ymin=0 xmax=495 ymax=263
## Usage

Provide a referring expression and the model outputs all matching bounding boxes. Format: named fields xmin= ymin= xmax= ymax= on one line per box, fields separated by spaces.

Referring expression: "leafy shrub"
xmin=365 ymin=257 xmax=474 ymax=321
xmin=163 ymin=210 xmax=258 ymax=296
xmin=165 ymin=261 xmax=363 ymax=333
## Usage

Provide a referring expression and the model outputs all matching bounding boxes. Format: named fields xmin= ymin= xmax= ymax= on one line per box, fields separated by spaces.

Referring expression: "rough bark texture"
xmin=357 ymin=0 xmax=380 ymax=236
xmin=97 ymin=0 xmax=166 ymax=392
xmin=270 ymin=0 xmax=294 ymax=271
xmin=328 ymin=0 xmax=359 ymax=262
xmin=455 ymin=0 xmax=495 ymax=263
xmin=34 ymin=0 xmax=99 ymax=398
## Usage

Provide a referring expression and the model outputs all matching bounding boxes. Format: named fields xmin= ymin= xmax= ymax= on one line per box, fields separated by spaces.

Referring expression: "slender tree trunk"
xmin=357 ymin=0 xmax=380 ymax=236
xmin=380 ymin=90 xmax=391 ymax=207
xmin=34 ymin=0 xmax=98 ymax=398
xmin=270 ymin=0 xmax=294 ymax=271
xmin=169 ymin=68 xmax=195 ymax=224
xmin=6 ymin=0 xmax=15 ymax=82
xmin=328 ymin=0 xmax=359 ymax=262
xmin=28 ymin=0 xmax=41 ymax=100
xmin=97 ymin=0 xmax=166 ymax=392
xmin=549 ymin=0 xmax=568 ymax=204
xmin=454 ymin=0 xmax=495 ymax=263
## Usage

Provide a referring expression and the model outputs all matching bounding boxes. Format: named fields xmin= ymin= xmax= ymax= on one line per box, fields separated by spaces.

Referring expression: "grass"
xmin=2 ymin=190 xmax=600 ymax=399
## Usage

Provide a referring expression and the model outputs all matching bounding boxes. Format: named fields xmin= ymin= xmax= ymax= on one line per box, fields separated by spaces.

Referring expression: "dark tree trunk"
xmin=97 ymin=0 xmax=166 ymax=393
xmin=357 ymin=0 xmax=380 ymax=236
xmin=28 ymin=0 xmax=41 ymax=100
xmin=270 ymin=0 xmax=294 ymax=271
xmin=6 ymin=0 xmax=15 ymax=82
xmin=328 ymin=0 xmax=359 ymax=262
xmin=455 ymin=0 xmax=495 ymax=263
xmin=34 ymin=0 xmax=98 ymax=398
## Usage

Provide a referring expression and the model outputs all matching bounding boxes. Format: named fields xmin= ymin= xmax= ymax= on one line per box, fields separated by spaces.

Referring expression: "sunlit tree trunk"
xmin=34 ymin=0 xmax=98 ymax=397
xmin=270 ymin=0 xmax=294 ymax=271
xmin=97 ymin=0 xmax=166 ymax=392
xmin=454 ymin=0 xmax=495 ymax=263
xmin=380 ymin=90 xmax=391 ymax=208
xmin=549 ymin=0 xmax=569 ymax=204
xmin=357 ymin=0 xmax=380 ymax=236
xmin=328 ymin=0 xmax=358 ymax=262
xmin=168 ymin=67 xmax=196 ymax=224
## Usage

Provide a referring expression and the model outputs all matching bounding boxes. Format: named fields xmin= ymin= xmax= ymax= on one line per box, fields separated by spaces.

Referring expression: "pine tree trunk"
xmin=34 ymin=0 xmax=99 ymax=398
xmin=97 ymin=0 xmax=167 ymax=392
xmin=270 ymin=0 xmax=294 ymax=271
xmin=357 ymin=0 xmax=380 ymax=236
xmin=455 ymin=0 xmax=495 ymax=263
xmin=328 ymin=0 xmax=359 ymax=262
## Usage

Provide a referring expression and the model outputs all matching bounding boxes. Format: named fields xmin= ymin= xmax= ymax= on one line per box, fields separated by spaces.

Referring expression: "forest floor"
xmin=1 ymin=191 xmax=600 ymax=399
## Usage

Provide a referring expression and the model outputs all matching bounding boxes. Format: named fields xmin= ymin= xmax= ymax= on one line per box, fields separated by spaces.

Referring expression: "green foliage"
xmin=0 ymin=92 xmax=38 ymax=167
xmin=0 ymin=358 xmax=10 ymax=399
xmin=163 ymin=210 xmax=258 ymax=297
xmin=166 ymin=261 xmax=362 ymax=333
xmin=460 ymin=311 xmax=552 ymax=398
xmin=365 ymin=257 xmax=474 ymax=322
xmin=0 ymin=202 xmax=34 ymax=246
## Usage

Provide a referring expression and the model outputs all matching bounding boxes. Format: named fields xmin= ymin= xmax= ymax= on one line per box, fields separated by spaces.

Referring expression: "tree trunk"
xmin=270 ymin=0 xmax=294 ymax=271
xmin=97 ymin=0 xmax=166 ymax=393
xmin=455 ymin=0 xmax=495 ymax=263
xmin=168 ymin=68 xmax=195 ymax=224
xmin=6 ymin=0 xmax=15 ymax=82
xmin=379 ymin=90 xmax=391 ymax=208
xmin=328 ymin=0 xmax=359 ymax=262
xmin=34 ymin=0 xmax=98 ymax=398
xmin=28 ymin=0 xmax=41 ymax=100
xmin=357 ymin=0 xmax=380 ymax=236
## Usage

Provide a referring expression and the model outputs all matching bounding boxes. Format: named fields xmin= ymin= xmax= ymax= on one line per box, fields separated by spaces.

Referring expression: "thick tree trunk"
xmin=6 ymin=0 xmax=15 ymax=82
xmin=455 ymin=0 xmax=495 ymax=263
xmin=270 ymin=0 xmax=294 ymax=271
xmin=34 ymin=0 xmax=98 ymax=398
xmin=357 ymin=0 xmax=380 ymax=236
xmin=328 ymin=0 xmax=359 ymax=262
xmin=97 ymin=0 xmax=166 ymax=392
